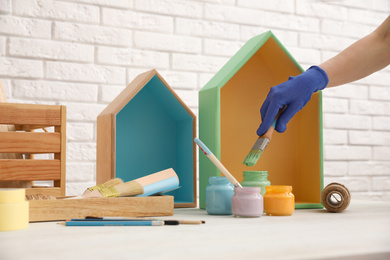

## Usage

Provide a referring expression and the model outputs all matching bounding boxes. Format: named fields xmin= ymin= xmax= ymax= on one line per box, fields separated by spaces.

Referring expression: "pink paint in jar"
xmin=231 ymin=187 xmax=263 ymax=218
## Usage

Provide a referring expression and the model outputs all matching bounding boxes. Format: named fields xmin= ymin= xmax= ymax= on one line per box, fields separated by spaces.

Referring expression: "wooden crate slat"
xmin=0 ymin=132 xmax=60 ymax=153
xmin=0 ymin=103 xmax=61 ymax=126
xmin=0 ymin=159 xmax=61 ymax=181
xmin=56 ymin=106 xmax=66 ymax=195
xmin=15 ymin=125 xmax=54 ymax=131
xmin=26 ymin=187 xmax=61 ymax=197
xmin=0 ymin=102 xmax=66 ymax=196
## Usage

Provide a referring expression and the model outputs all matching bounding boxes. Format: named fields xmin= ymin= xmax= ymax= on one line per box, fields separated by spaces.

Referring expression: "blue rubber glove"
xmin=257 ymin=66 xmax=329 ymax=136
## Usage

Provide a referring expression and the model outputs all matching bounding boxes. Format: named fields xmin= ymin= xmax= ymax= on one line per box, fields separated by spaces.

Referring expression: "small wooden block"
xmin=29 ymin=196 xmax=174 ymax=222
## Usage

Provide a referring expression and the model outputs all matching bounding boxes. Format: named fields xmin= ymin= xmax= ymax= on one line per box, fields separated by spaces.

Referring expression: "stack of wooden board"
xmin=29 ymin=196 xmax=174 ymax=222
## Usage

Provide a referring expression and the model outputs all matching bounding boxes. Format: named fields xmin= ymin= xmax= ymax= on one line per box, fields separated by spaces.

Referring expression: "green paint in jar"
xmin=240 ymin=171 xmax=271 ymax=197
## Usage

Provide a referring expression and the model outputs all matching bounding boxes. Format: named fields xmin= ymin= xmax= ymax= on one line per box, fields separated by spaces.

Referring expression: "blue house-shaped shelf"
xmin=97 ymin=70 xmax=197 ymax=208
xmin=199 ymin=31 xmax=324 ymax=209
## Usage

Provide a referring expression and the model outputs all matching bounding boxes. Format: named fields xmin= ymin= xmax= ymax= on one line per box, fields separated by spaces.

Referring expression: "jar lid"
xmin=265 ymin=185 xmax=292 ymax=193
xmin=234 ymin=186 xmax=261 ymax=193
xmin=209 ymin=176 xmax=231 ymax=185
xmin=243 ymin=171 xmax=268 ymax=175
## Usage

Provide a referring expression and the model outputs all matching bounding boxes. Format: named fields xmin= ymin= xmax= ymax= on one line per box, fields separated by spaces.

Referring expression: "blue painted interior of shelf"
xmin=115 ymin=75 xmax=194 ymax=204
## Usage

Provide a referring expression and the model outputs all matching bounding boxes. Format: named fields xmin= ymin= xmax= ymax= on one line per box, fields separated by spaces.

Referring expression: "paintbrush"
xmin=73 ymin=217 xmax=206 ymax=225
xmin=194 ymin=138 xmax=242 ymax=188
xmin=243 ymin=107 xmax=285 ymax=167
xmin=59 ymin=220 xmax=164 ymax=226
xmin=70 ymin=219 xmax=181 ymax=225
xmin=82 ymin=178 xmax=123 ymax=196
xmin=82 ymin=180 xmax=144 ymax=198
xmin=82 ymin=168 xmax=179 ymax=198
xmin=243 ymin=119 xmax=276 ymax=167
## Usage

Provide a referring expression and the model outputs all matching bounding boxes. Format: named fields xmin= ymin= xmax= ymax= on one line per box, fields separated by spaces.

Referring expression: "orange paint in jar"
xmin=264 ymin=185 xmax=294 ymax=216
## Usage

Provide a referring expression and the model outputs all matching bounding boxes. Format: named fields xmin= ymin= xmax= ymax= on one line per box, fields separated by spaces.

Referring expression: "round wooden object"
xmin=321 ymin=183 xmax=351 ymax=213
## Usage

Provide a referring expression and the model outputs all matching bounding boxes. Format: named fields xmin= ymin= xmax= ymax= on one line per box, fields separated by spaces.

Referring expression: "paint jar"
xmin=264 ymin=185 xmax=295 ymax=216
xmin=205 ymin=176 xmax=234 ymax=215
xmin=240 ymin=171 xmax=271 ymax=196
xmin=231 ymin=187 xmax=263 ymax=218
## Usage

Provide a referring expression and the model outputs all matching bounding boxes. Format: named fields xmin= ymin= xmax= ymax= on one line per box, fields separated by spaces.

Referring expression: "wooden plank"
xmin=96 ymin=113 xmax=114 ymax=184
xmin=156 ymin=72 xmax=196 ymax=118
xmin=0 ymin=103 xmax=61 ymax=126
xmin=0 ymin=181 xmax=31 ymax=188
xmin=0 ymin=159 xmax=61 ymax=181
xmin=0 ymin=80 xmax=8 ymax=103
xmin=193 ymin=117 xmax=197 ymax=207
xmin=15 ymin=125 xmax=52 ymax=131
xmin=0 ymin=82 xmax=24 ymax=160
xmin=26 ymin=187 xmax=61 ymax=197
xmin=0 ymin=132 xmax=60 ymax=153
xmin=29 ymin=196 xmax=174 ymax=222
xmin=98 ymin=70 xmax=155 ymax=116
xmin=54 ymin=106 xmax=66 ymax=196
xmin=0 ymin=80 xmax=30 ymax=188
xmin=175 ymin=202 xmax=198 ymax=208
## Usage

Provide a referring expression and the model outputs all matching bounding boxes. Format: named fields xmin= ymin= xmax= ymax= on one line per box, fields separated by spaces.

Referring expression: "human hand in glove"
xmin=257 ymin=66 xmax=329 ymax=136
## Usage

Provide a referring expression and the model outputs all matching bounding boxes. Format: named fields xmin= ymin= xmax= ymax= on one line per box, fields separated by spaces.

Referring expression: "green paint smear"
xmin=243 ymin=149 xmax=263 ymax=166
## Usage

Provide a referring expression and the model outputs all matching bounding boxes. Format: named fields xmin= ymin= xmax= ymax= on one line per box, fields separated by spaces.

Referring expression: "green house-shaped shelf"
xmin=97 ymin=69 xmax=197 ymax=208
xmin=199 ymin=31 xmax=323 ymax=209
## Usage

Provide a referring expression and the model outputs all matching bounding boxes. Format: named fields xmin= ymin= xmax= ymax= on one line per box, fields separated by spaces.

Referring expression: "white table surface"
xmin=1 ymin=200 xmax=390 ymax=260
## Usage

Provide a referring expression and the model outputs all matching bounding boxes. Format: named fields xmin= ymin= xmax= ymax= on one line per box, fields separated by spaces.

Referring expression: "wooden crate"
xmin=29 ymin=196 xmax=174 ymax=222
xmin=0 ymin=103 xmax=66 ymax=197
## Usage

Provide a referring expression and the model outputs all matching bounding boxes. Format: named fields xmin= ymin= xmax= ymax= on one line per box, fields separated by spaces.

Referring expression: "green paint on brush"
xmin=244 ymin=119 xmax=277 ymax=166
xmin=243 ymin=149 xmax=263 ymax=166
xmin=243 ymin=137 xmax=270 ymax=166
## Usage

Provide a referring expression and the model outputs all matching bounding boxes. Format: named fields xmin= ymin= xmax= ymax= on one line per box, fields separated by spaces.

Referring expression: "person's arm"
xmin=320 ymin=15 xmax=390 ymax=88
xmin=257 ymin=16 xmax=390 ymax=136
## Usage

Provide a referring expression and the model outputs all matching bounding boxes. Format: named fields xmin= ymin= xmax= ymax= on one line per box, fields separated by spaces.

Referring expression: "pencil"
xmin=59 ymin=220 xmax=164 ymax=226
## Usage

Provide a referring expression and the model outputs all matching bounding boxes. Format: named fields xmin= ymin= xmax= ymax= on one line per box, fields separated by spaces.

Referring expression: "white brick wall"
xmin=53 ymin=22 xmax=133 ymax=46
xmin=1 ymin=0 xmax=389 ymax=200
xmin=102 ymin=8 xmax=173 ymax=33
xmin=0 ymin=15 xmax=51 ymax=38
xmin=134 ymin=31 xmax=202 ymax=53
xmin=97 ymin=46 xmax=170 ymax=68
xmin=13 ymin=0 xmax=100 ymax=23
xmin=9 ymin=38 xmax=94 ymax=62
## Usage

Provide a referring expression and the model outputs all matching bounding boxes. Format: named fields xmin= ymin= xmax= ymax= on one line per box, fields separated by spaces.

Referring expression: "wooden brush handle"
xmin=208 ymin=153 xmax=242 ymax=188
xmin=261 ymin=106 xmax=286 ymax=140
xmin=261 ymin=125 xmax=275 ymax=140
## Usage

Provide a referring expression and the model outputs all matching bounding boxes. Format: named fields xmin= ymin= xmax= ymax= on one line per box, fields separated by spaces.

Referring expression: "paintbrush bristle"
xmin=87 ymin=181 xmax=144 ymax=198
xmin=100 ymin=178 xmax=124 ymax=188
xmin=243 ymin=137 xmax=269 ymax=166
xmin=112 ymin=181 xmax=144 ymax=197
xmin=243 ymin=149 xmax=263 ymax=166
xmin=83 ymin=178 xmax=124 ymax=195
